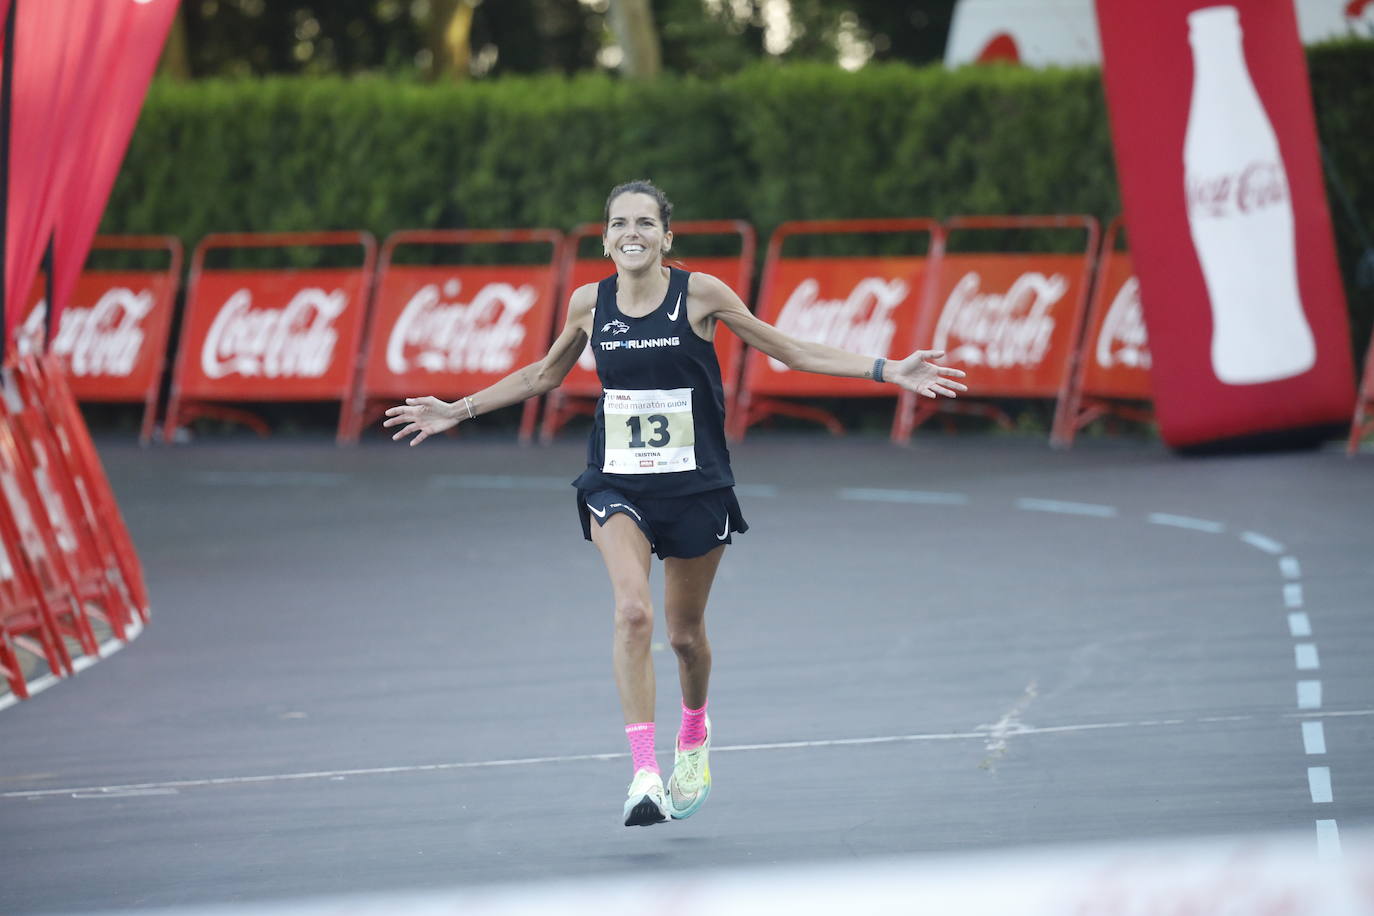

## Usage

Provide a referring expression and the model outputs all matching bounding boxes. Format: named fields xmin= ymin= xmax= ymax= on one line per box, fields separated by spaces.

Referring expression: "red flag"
xmin=51 ymin=0 xmax=179 ymax=329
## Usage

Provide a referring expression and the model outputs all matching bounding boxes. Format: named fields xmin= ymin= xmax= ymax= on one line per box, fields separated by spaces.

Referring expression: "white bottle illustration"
xmin=1183 ymin=5 xmax=1315 ymax=385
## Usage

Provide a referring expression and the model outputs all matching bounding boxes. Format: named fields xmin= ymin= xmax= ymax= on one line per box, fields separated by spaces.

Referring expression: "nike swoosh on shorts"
xmin=716 ymin=520 xmax=729 ymax=540
xmin=588 ymin=503 xmax=608 ymax=519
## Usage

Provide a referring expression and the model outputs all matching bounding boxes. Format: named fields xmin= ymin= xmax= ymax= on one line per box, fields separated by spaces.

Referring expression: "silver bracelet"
xmin=463 ymin=396 xmax=476 ymax=420
xmin=873 ymin=358 xmax=886 ymax=383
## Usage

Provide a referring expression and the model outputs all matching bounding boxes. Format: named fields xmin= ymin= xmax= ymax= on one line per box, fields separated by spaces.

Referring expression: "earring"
xmin=603 ymin=250 xmax=611 ymax=258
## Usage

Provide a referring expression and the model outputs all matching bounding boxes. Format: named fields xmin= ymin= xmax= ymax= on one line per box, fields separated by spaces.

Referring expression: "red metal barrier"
xmin=893 ymin=215 xmax=1099 ymax=444
xmin=1349 ymin=331 xmax=1374 ymax=456
xmin=51 ymin=236 xmax=182 ymax=445
xmin=0 ymin=372 xmax=101 ymax=668
xmin=29 ymin=351 xmax=149 ymax=622
xmin=164 ymin=232 xmax=377 ymax=444
xmin=540 ymin=221 xmax=756 ymax=442
xmin=5 ymin=357 xmax=139 ymax=641
xmin=0 ymin=502 xmax=73 ymax=683
xmin=341 ymin=229 xmax=564 ymax=444
xmin=729 ymin=219 xmax=943 ymax=441
xmin=1053 ymin=218 xmax=1155 ymax=447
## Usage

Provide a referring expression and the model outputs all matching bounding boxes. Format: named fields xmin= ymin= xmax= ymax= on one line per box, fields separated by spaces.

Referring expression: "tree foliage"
xmin=160 ymin=0 xmax=958 ymax=80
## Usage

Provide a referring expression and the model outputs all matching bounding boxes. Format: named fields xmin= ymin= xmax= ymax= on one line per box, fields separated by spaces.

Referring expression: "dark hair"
xmin=604 ymin=180 xmax=673 ymax=230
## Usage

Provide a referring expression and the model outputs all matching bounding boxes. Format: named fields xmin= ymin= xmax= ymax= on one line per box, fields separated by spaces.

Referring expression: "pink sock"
xmin=679 ymin=701 xmax=708 ymax=749
xmin=625 ymin=722 xmax=659 ymax=774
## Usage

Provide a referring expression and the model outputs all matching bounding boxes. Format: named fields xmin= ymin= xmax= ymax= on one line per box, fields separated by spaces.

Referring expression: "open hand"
xmin=382 ymin=396 xmax=460 ymax=446
xmin=887 ymin=350 xmax=968 ymax=399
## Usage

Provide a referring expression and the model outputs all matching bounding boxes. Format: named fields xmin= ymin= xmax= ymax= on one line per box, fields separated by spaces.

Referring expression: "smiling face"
xmin=604 ymin=192 xmax=672 ymax=274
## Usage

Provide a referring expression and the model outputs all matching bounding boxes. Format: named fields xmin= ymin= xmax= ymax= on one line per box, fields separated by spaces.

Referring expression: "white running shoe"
xmin=623 ymin=768 xmax=669 ymax=827
xmin=667 ymin=716 xmax=711 ymax=819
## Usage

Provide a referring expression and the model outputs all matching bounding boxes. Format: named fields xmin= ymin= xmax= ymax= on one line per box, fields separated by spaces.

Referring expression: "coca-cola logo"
xmin=934 ymin=271 xmax=1065 ymax=368
xmin=1187 ymin=161 xmax=1287 ymax=219
xmin=1096 ymin=276 xmax=1151 ymax=371
xmin=386 ymin=279 xmax=534 ymax=375
xmin=48 ymin=288 xmax=153 ymax=377
xmin=201 ymin=288 xmax=345 ymax=379
xmin=768 ymin=277 xmax=905 ymax=372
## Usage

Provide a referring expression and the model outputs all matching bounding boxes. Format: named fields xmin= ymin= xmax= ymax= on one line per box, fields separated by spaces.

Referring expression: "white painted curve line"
xmin=0 ymin=714 xmax=1278 ymax=801
xmin=1146 ymin=513 xmax=1225 ymax=533
xmin=1015 ymin=498 xmax=1117 ymax=518
xmin=1239 ymin=531 xmax=1285 ymax=555
xmin=1308 ymin=766 xmax=1333 ymax=803
xmin=1294 ymin=643 xmax=1320 ymax=671
xmin=1283 ymin=583 xmax=1304 ymax=609
xmin=1279 ymin=556 xmax=1301 ymax=579
xmin=839 ymin=488 xmax=968 ymax=506
xmin=1301 ymin=722 xmax=1327 ymax=755
xmin=1316 ymin=820 xmax=1343 ymax=860
xmin=1287 ymin=612 xmax=1312 ymax=638
xmin=1297 ymin=680 xmax=1322 ymax=710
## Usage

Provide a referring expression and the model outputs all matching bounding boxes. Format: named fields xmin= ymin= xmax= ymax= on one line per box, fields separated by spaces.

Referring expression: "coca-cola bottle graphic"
xmin=1184 ymin=5 xmax=1315 ymax=385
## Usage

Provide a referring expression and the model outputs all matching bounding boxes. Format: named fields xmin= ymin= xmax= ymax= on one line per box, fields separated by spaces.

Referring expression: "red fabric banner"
xmin=3 ymin=0 xmax=177 ymax=350
xmin=4 ymin=0 xmax=94 ymax=337
xmin=1096 ymin=0 xmax=1353 ymax=447
xmin=51 ymin=0 xmax=179 ymax=325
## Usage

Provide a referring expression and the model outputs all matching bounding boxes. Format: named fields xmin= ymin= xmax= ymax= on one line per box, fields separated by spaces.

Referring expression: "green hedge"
xmin=104 ymin=44 xmax=1371 ymax=349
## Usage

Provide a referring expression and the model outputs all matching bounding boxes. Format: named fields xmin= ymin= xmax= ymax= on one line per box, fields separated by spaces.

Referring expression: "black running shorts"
xmin=577 ymin=487 xmax=748 ymax=559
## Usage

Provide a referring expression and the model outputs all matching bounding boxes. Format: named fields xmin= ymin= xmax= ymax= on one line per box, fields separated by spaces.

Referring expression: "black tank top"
xmin=572 ymin=267 xmax=735 ymax=498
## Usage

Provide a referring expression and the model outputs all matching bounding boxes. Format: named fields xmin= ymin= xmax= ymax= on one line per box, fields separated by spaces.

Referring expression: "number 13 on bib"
xmin=602 ymin=388 xmax=697 ymax=474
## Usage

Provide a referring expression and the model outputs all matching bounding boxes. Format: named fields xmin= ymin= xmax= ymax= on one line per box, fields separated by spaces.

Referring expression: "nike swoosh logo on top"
xmin=716 ymin=520 xmax=730 ymax=540
xmin=587 ymin=504 xmax=607 ymax=519
xmin=666 ymin=291 xmax=683 ymax=322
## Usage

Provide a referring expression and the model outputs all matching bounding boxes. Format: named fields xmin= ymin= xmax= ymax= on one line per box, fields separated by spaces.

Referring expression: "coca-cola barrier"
xmin=19 ymin=236 xmax=182 ymax=446
xmin=893 ymin=215 xmax=1099 ymax=444
xmin=342 ymin=229 xmax=564 ymax=444
xmin=164 ymin=232 xmax=378 ymax=444
xmin=729 ymin=219 xmax=944 ymax=442
xmin=1096 ymin=0 xmax=1354 ymax=449
xmin=540 ymin=221 xmax=756 ymax=443
xmin=1052 ymin=218 xmax=1155 ymax=447
xmin=1349 ymin=334 xmax=1374 ymax=456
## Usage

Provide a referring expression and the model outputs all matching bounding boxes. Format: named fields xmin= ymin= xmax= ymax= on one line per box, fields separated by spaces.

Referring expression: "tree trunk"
xmin=606 ymin=0 xmax=661 ymax=78
xmin=156 ymin=7 xmax=192 ymax=80
xmin=428 ymin=0 xmax=481 ymax=81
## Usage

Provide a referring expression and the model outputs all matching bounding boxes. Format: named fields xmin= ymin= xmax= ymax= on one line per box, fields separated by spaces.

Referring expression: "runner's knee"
xmin=614 ymin=598 xmax=653 ymax=637
xmin=669 ymin=624 xmax=707 ymax=658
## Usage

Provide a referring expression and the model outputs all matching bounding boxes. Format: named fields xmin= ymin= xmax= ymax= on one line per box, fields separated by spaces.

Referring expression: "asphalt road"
xmin=1 ymin=433 xmax=1370 ymax=913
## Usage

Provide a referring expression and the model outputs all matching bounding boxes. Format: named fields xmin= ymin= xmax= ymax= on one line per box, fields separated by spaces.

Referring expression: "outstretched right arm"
xmin=383 ymin=283 xmax=597 ymax=446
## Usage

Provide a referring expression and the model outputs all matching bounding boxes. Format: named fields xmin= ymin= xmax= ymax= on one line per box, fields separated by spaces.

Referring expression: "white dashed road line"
xmin=1014 ymin=498 xmax=1117 ymax=517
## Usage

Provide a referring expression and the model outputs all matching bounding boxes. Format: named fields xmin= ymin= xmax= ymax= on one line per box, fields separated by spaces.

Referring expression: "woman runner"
xmin=384 ymin=180 xmax=967 ymax=827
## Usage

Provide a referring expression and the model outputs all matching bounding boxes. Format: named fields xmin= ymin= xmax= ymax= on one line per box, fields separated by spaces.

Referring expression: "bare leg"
xmin=663 ymin=546 xmax=725 ymax=711
xmin=590 ymin=514 xmax=655 ymax=724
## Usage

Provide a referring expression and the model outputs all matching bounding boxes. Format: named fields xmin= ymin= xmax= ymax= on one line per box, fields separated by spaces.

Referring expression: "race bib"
xmin=602 ymin=387 xmax=696 ymax=474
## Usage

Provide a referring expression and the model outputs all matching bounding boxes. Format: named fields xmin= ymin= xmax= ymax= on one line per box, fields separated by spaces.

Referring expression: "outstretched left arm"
xmin=695 ymin=273 xmax=967 ymax=399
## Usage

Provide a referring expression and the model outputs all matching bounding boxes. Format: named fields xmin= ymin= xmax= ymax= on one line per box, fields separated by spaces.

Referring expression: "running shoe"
xmin=623 ymin=768 xmax=669 ymax=827
xmin=667 ymin=715 xmax=711 ymax=819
